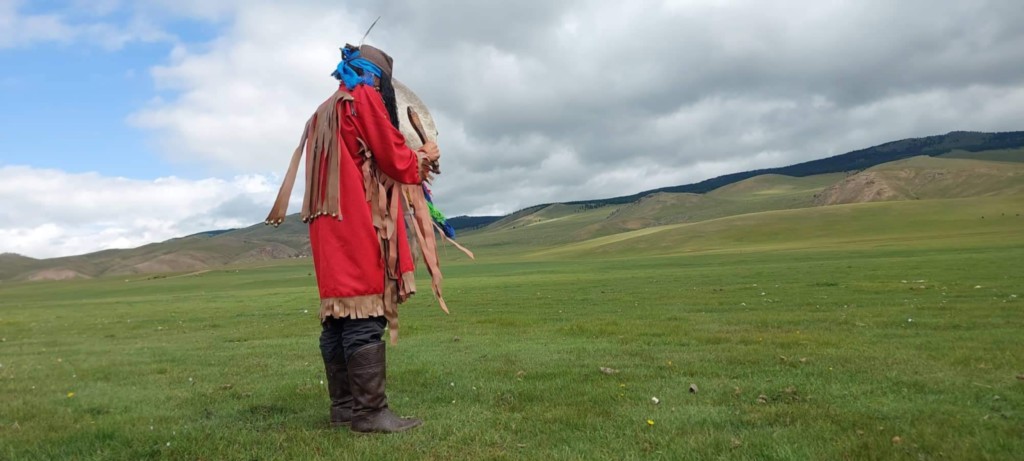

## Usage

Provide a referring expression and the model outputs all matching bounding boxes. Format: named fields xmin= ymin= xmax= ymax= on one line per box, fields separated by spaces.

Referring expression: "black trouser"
xmin=319 ymin=316 xmax=387 ymax=364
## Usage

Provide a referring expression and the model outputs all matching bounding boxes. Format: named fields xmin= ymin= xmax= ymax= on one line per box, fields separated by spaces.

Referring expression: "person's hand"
xmin=418 ymin=141 xmax=440 ymax=163
xmin=417 ymin=141 xmax=441 ymax=181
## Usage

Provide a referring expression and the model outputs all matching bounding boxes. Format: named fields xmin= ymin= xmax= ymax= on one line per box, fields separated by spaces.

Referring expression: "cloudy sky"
xmin=2 ymin=0 xmax=1024 ymax=258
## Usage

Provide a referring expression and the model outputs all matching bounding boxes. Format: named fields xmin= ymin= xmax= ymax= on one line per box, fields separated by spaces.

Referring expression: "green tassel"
xmin=426 ymin=201 xmax=447 ymax=224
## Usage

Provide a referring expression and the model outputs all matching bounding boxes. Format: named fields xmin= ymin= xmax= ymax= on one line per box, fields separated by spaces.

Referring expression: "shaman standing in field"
xmin=264 ymin=44 xmax=441 ymax=433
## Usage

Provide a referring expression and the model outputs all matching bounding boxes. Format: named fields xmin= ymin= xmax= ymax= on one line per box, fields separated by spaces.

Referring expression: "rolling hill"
xmin=3 ymin=131 xmax=1024 ymax=282
xmin=815 ymin=156 xmax=1024 ymax=205
xmin=529 ymin=195 xmax=1024 ymax=260
xmin=0 ymin=253 xmax=41 ymax=280
xmin=451 ymin=153 xmax=1024 ymax=254
xmin=1 ymin=221 xmax=311 ymax=282
xmin=561 ymin=130 xmax=1024 ymax=206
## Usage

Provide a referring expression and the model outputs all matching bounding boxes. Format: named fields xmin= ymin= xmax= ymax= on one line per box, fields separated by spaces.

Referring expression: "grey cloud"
xmin=140 ymin=0 xmax=1024 ymax=217
xmin=189 ymin=194 xmax=266 ymax=225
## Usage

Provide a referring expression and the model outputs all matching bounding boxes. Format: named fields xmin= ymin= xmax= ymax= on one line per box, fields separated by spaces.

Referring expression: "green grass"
xmin=2 ymin=197 xmax=1024 ymax=460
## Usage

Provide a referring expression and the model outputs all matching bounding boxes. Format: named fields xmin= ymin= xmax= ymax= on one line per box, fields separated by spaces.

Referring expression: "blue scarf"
xmin=332 ymin=48 xmax=383 ymax=90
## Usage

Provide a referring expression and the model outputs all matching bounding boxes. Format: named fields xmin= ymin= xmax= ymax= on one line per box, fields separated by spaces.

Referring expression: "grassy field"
xmin=2 ymin=197 xmax=1024 ymax=460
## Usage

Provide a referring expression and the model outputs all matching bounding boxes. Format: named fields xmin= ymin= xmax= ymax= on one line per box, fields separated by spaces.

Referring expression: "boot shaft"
xmin=346 ymin=341 xmax=422 ymax=433
xmin=347 ymin=342 xmax=388 ymax=414
xmin=325 ymin=356 xmax=353 ymax=426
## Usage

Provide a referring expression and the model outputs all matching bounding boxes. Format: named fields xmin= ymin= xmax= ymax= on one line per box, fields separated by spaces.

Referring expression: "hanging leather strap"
xmin=265 ymin=119 xmax=311 ymax=226
xmin=265 ymin=89 xmax=354 ymax=226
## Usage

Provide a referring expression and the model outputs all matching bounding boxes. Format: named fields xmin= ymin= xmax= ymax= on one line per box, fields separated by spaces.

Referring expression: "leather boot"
xmin=324 ymin=357 xmax=353 ymax=427
xmin=347 ymin=342 xmax=422 ymax=433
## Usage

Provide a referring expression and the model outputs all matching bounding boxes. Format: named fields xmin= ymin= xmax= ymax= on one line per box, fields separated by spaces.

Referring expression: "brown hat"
xmin=355 ymin=44 xmax=393 ymax=77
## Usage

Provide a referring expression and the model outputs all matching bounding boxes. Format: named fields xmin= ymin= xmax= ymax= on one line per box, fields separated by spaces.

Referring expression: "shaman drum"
xmin=393 ymin=79 xmax=438 ymax=150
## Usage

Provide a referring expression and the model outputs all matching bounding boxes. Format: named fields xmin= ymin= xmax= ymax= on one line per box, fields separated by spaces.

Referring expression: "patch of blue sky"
xmin=1 ymin=42 xmax=169 ymax=178
xmin=0 ymin=3 xmax=225 ymax=179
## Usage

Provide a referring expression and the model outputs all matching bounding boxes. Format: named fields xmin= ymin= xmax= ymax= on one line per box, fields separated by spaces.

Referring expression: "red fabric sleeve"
xmin=351 ymin=85 xmax=422 ymax=184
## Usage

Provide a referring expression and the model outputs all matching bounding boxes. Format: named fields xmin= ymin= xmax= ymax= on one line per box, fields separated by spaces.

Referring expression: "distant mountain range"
xmin=449 ymin=130 xmax=1024 ymax=229
xmin=3 ymin=130 xmax=1023 ymax=282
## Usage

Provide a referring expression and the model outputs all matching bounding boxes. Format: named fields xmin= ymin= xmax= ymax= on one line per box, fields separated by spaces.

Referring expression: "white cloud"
xmin=126 ymin=0 xmax=1024 ymax=219
xmin=0 ymin=0 xmax=75 ymax=47
xmin=0 ymin=0 xmax=173 ymax=50
xmin=130 ymin=3 xmax=366 ymax=173
xmin=0 ymin=165 xmax=286 ymax=258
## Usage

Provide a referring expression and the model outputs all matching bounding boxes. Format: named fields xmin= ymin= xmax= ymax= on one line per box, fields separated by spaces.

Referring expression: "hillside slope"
xmin=445 ymin=132 xmax=1024 ymax=228
xmin=940 ymin=147 xmax=1024 ymax=163
xmin=0 ymin=253 xmax=40 ymax=280
xmin=562 ymin=130 xmax=1024 ymax=207
xmin=533 ymin=195 xmax=1024 ymax=259
xmin=815 ymin=156 xmax=1024 ymax=205
xmin=3 ymin=219 xmax=311 ymax=282
xmin=453 ymin=156 xmax=1024 ymax=260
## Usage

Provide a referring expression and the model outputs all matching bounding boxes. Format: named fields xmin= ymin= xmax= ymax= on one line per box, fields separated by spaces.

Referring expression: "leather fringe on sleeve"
xmin=265 ymin=89 xmax=354 ymax=225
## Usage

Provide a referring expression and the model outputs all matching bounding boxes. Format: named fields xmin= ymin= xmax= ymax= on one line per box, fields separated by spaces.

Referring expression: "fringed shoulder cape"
xmin=266 ymin=84 xmax=449 ymax=344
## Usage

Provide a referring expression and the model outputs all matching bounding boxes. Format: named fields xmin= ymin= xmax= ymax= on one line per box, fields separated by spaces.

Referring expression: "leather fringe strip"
xmin=319 ymin=295 xmax=385 ymax=321
xmin=265 ymin=89 xmax=354 ymax=226
xmin=358 ymin=143 xmax=419 ymax=344
xmin=403 ymin=184 xmax=448 ymax=314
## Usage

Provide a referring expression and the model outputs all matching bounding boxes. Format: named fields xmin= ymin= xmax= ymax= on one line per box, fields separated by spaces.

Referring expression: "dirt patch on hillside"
xmin=26 ymin=268 xmax=91 ymax=281
xmin=231 ymin=244 xmax=302 ymax=264
xmin=129 ymin=251 xmax=222 ymax=274
xmin=814 ymin=172 xmax=908 ymax=205
xmin=815 ymin=157 xmax=1024 ymax=206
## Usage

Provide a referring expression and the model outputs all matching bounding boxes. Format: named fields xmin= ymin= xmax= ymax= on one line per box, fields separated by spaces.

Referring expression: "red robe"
xmin=309 ymin=84 xmax=422 ymax=320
